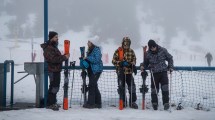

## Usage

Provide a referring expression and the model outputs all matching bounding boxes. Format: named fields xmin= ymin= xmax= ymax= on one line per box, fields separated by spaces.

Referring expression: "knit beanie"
xmin=148 ymin=39 xmax=157 ymax=48
xmin=88 ymin=35 xmax=99 ymax=45
xmin=49 ymin=31 xmax=58 ymax=40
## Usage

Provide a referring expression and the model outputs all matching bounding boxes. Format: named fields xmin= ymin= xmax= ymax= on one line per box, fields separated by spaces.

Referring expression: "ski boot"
xmin=83 ymin=104 xmax=96 ymax=109
xmin=152 ymin=103 xmax=158 ymax=110
xmin=46 ymin=104 xmax=59 ymax=111
xmin=95 ymin=104 xmax=102 ymax=109
xmin=130 ymin=102 xmax=138 ymax=109
xmin=164 ymin=103 xmax=170 ymax=110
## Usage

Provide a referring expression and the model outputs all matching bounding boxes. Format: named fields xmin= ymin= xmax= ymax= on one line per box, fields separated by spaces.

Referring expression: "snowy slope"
xmin=0 ymin=105 xmax=215 ymax=120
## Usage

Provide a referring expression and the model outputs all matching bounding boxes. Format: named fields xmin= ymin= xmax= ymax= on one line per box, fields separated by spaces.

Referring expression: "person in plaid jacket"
xmin=112 ymin=36 xmax=138 ymax=109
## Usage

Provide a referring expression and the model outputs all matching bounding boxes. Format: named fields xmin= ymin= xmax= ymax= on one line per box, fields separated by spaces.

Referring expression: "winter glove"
xmin=132 ymin=65 xmax=137 ymax=75
xmin=169 ymin=68 xmax=173 ymax=73
xmin=120 ymin=61 xmax=129 ymax=67
xmin=80 ymin=59 xmax=89 ymax=69
xmin=140 ymin=64 xmax=145 ymax=71
xmin=167 ymin=65 xmax=173 ymax=73
xmin=80 ymin=59 xmax=84 ymax=67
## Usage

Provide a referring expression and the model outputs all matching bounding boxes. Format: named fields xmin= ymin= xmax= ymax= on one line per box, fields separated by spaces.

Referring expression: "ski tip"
xmin=119 ymin=100 xmax=124 ymax=110
xmin=63 ymin=98 xmax=69 ymax=110
xmin=142 ymin=101 xmax=145 ymax=110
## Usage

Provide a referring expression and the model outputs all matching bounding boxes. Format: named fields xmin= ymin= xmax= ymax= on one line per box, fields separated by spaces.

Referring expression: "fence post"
xmin=0 ymin=60 xmax=14 ymax=108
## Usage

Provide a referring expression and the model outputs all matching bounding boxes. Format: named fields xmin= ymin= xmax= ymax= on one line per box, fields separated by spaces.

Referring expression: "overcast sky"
xmin=0 ymin=0 xmax=215 ymax=62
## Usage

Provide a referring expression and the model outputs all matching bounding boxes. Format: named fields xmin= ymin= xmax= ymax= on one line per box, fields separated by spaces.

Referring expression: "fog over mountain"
xmin=0 ymin=0 xmax=215 ymax=64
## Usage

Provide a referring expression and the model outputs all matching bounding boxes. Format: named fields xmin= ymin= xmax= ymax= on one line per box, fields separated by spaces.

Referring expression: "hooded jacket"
xmin=112 ymin=38 xmax=136 ymax=74
xmin=143 ymin=45 xmax=173 ymax=73
xmin=41 ymin=41 xmax=67 ymax=72
xmin=85 ymin=45 xmax=103 ymax=74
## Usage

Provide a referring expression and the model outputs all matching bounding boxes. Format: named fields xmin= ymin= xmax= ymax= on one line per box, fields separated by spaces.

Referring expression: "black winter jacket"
xmin=141 ymin=45 xmax=173 ymax=73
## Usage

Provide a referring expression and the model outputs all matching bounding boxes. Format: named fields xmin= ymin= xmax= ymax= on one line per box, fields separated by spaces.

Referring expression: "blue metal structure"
xmin=44 ymin=0 xmax=48 ymax=107
xmin=62 ymin=66 xmax=215 ymax=71
xmin=2 ymin=60 xmax=14 ymax=107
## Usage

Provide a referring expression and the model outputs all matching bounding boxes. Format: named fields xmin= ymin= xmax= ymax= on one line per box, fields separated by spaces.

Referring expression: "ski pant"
xmin=47 ymin=72 xmax=61 ymax=106
xmin=151 ymin=71 xmax=169 ymax=105
xmin=87 ymin=72 xmax=102 ymax=105
xmin=207 ymin=60 xmax=211 ymax=67
xmin=118 ymin=73 xmax=137 ymax=105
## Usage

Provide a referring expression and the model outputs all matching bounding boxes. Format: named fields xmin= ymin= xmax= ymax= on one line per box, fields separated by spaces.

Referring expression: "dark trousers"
xmin=118 ymin=73 xmax=137 ymax=104
xmin=151 ymin=71 xmax=169 ymax=105
xmin=47 ymin=72 xmax=61 ymax=106
xmin=207 ymin=60 xmax=211 ymax=67
xmin=87 ymin=72 xmax=102 ymax=105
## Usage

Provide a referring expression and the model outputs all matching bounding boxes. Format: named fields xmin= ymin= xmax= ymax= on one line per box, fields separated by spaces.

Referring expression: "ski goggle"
xmin=123 ymin=41 xmax=130 ymax=46
xmin=150 ymin=45 xmax=157 ymax=49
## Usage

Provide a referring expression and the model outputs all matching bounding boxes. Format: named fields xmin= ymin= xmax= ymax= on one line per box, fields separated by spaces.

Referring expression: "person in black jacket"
xmin=41 ymin=31 xmax=70 ymax=111
xmin=140 ymin=39 xmax=173 ymax=110
xmin=205 ymin=52 xmax=213 ymax=67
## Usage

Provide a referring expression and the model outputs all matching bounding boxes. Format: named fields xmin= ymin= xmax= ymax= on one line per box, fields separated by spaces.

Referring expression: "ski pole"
xmin=124 ymin=71 xmax=127 ymax=108
xmin=130 ymin=65 xmax=133 ymax=108
xmin=80 ymin=91 xmax=83 ymax=106
xmin=69 ymin=61 xmax=76 ymax=108
xmin=169 ymin=71 xmax=172 ymax=112
xmin=150 ymin=69 xmax=158 ymax=98
xmin=130 ymin=76 xmax=133 ymax=108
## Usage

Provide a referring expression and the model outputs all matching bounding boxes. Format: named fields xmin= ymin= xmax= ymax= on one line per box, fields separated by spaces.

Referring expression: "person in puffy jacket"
xmin=140 ymin=39 xmax=173 ymax=110
xmin=81 ymin=39 xmax=103 ymax=109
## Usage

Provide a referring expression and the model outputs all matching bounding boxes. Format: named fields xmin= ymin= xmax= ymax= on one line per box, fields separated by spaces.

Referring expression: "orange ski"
xmin=63 ymin=40 xmax=70 ymax=110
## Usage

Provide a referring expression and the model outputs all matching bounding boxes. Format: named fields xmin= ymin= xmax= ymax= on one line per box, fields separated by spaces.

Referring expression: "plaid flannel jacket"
xmin=112 ymin=47 xmax=136 ymax=74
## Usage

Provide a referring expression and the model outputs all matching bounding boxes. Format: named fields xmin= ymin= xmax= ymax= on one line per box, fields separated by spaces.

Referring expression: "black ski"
xmin=80 ymin=47 xmax=87 ymax=105
xmin=140 ymin=46 xmax=148 ymax=110
xmin=118 ymin=68 xmax=125 ymax=110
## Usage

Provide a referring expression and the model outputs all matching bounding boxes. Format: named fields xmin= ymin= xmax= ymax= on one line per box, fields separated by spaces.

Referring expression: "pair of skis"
xmin=80 ymin=47 xmax=88 ymax=105
xmin=140 ymin=46 xmax=148 ymax=110
xmin=62 ymin=41 xmax=88 ymax=110
xmin=117 ymin=47 xmax=125 ymax=110
xmin=118 ymin=68 xmax=125 ymax=110
xmin=63 ymin=40 xmax=70 ymax=110
xmin=118 ymin=46 xmax=148 ymax=110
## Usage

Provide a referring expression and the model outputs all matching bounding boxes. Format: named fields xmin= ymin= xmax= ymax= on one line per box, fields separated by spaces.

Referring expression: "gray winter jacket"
xmin=141 ymin=45 xmax=173 ymax=73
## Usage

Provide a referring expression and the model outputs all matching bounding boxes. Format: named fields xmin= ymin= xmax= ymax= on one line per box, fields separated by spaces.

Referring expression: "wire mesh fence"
xmin=57 ymin=67 xmax=215 ymax=110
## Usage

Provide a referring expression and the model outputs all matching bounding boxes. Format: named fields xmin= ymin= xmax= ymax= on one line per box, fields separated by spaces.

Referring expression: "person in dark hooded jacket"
xmin=41 ymin=31 xmax=70 ymax=111
xmin=205 ymin=52 xmax=213 ymax=67
xmin=140 ymin=39 xmax=173 ymax=110
xmin=112 ymin=36 xmax=138 ymax=109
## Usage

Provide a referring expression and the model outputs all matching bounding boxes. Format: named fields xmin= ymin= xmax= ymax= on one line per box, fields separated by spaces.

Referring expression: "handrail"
xmin=62 ymin=66 xmax=215 ymax=71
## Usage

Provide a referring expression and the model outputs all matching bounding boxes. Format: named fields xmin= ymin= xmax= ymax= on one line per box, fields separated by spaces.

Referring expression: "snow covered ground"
xmin=1 ymin=105 xmax=215 ymax=120
xmin=1 ymin=62 xmax=215 ymax=120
